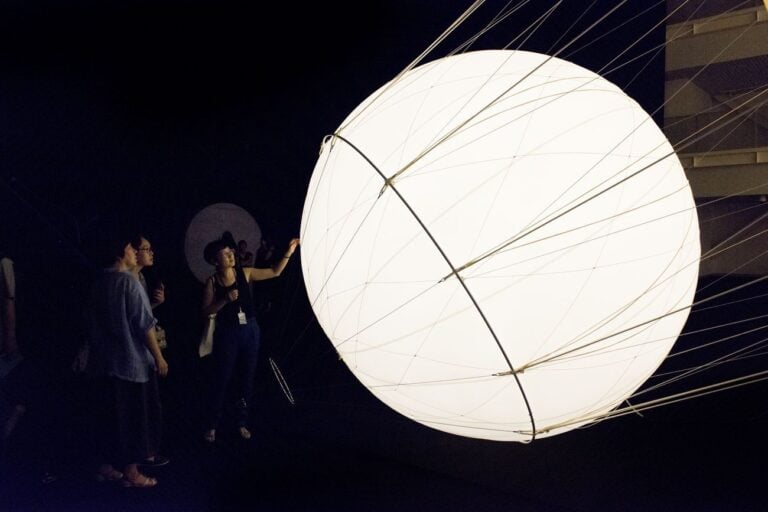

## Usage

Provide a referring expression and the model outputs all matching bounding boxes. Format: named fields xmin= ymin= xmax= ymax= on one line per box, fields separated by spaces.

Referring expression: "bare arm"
xmin=246 ymin=238 xmax=300 ymax=282
xmin=201 ymin=276 xmax=238 ymax=316
xmin=145 ymin=326 xmax=168 ymax=377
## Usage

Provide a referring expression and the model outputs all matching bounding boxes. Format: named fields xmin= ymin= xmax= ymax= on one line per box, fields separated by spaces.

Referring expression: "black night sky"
xmin=1 ymin=1 xmax=766 ymax=511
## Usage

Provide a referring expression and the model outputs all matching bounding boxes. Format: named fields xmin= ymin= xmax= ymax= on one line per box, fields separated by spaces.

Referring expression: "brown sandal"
xmin=121 ymin=472 xmax=158 ymax=488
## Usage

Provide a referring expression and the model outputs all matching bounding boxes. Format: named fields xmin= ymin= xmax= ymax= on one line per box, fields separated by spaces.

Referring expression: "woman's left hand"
xmin=152 ymin=282 xmax=166 ymax=305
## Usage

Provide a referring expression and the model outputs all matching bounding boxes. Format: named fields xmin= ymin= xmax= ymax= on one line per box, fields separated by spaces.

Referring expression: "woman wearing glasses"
xmin=130 ymin=236 xmax=165 ymax=309
xmin=126 ymin=235 xmax=168 ymax=468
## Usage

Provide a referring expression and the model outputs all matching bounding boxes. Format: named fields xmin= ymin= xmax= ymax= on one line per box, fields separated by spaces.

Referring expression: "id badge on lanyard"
xmin=238 ymin=307 xmax=247 ymax=325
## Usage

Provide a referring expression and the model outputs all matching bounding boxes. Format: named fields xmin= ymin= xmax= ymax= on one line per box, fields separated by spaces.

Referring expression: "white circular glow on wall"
xmin=300 ymin=50 xmax=700 ymax=442
xmin=185 ymin=203 xmax=261 ymax=283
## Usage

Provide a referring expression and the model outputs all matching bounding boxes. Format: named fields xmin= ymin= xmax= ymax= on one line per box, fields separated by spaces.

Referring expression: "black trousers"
xmin=94 ymin=373 xmax=162 ymax=467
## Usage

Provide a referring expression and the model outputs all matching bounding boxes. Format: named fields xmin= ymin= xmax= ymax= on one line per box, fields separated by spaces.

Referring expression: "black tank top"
xmin=212 ymin=267 xmax=256 ymax=327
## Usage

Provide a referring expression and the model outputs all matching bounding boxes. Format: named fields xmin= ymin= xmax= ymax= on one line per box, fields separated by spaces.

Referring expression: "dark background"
xmin=0 ymin=0 xmax=671 ymax=360
xmin=2 ymin=1 xmax=767 ymax=511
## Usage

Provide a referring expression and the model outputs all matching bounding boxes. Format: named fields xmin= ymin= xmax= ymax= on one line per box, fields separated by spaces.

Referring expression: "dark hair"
xmin=221 ymin=231 xmax=237 ymax=250
xmin=83 ymin=211 xmax=138 ymax=268
xmin=203 ymin=238 xmax=230 ymax=265
xmin=92 ymin=231 xmax=132 ymax=267
xmin=130 ymin=234 xmax=147 ymax=251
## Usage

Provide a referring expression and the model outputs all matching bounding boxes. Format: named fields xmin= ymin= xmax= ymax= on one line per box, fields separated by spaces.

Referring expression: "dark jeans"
xmin=205 ymin=318 xmax=260 ymax=429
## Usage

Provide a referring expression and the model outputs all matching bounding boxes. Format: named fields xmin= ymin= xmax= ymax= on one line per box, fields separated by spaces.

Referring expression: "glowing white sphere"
xmin=300 ymin=50 xmax=699 ymax=442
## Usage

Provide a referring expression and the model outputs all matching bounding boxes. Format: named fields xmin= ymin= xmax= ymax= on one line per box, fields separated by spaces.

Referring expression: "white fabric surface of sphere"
xmin=300 ymin=50 xmax=700 ymax=442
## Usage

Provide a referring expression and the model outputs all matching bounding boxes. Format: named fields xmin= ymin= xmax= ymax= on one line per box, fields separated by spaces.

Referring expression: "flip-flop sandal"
xmin=121 ymin=473 xmax=158 ymax=488
xmin=238 ymin=427 xmax=252 ymax=440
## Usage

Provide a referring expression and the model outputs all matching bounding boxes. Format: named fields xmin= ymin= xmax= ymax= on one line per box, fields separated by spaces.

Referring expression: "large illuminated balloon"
xmin=300 ymin=50 xmax=699 ymax=442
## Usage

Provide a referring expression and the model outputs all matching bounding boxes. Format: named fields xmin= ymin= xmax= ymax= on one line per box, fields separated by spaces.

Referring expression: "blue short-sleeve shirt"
xmin=88 ymin=268 xmax=157 ymax=382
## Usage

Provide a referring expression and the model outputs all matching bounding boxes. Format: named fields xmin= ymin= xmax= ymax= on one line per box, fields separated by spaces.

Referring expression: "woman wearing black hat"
xmin=201 ymin=236 xmax=298 ymax=442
